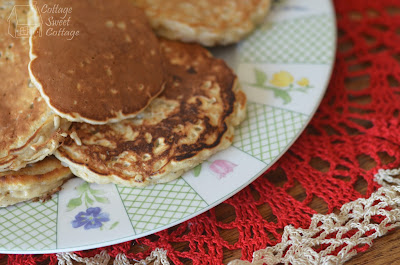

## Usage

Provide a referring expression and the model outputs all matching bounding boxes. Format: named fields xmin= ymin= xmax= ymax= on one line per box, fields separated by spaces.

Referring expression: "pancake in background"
xmin=56 ymin=39 xmax=246 ymax=187
xmin=29 ymin=0 xmax=166 ymax=124
xmin=131 ymin=0 xmax=271 ymax=46
xmin=0 ymin=156 xmax=73 ymax=207
xmin=0 ymin=1 xmax=70 ymax=172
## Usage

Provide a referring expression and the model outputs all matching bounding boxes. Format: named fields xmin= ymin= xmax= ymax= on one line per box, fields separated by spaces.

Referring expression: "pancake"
xmin=131 ymin=0 xmax=271 ymax=46
xmin=28 ymin=0 xmax=166 ymax=124
xmin=55 ymin=39 xmax=247 ymax=187
xmin=0 ymin=0 xmax=70 ymax=172
xmin=0 ymin=156 xmax=73 ymax=207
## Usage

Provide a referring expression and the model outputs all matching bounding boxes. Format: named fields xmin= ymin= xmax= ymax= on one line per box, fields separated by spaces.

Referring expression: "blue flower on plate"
xmin=71 ymin=207 xmax=110 ymax=230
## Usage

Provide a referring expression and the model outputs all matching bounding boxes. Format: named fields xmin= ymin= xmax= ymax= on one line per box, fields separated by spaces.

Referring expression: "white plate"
xmin=0 ymin=0 xmax=336 ymax=254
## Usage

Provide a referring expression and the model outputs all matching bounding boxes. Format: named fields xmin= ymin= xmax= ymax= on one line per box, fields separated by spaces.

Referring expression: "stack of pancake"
xmin=0 ymin=0 xmax=270 ymax=207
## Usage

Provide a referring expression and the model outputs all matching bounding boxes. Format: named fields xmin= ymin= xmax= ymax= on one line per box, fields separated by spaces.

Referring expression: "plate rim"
xmin=0 ymin=0 xmax=337 ymax=254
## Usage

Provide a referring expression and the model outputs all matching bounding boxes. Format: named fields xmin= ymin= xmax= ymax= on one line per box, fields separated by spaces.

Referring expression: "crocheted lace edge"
xmin=57 ymin=168 xmax=400 ymax=265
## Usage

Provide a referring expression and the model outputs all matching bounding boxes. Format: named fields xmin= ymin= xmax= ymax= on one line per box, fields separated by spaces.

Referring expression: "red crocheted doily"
xmin=5 ymin=0 xmax=400 ymax=264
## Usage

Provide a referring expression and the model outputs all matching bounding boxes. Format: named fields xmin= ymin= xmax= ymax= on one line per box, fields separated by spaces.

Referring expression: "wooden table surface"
xmin=2 ymin=7 xmax=400 ymax=265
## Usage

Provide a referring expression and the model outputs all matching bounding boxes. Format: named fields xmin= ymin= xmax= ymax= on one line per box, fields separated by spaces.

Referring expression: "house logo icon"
xmin=7 ymin=3 xmax=42 ymax=38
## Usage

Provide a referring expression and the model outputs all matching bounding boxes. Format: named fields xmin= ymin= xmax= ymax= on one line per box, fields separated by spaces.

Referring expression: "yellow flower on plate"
xmin=297 ymin=77 xmax=310 ymax=87
xmin=270 ymin=71 xmax=294 ymax=87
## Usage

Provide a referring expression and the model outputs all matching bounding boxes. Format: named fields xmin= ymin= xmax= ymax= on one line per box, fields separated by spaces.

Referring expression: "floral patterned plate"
xmin=0 ymin=0 xmax=336 ymax=253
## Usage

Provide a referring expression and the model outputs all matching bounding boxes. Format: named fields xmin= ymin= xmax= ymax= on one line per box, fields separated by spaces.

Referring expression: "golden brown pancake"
xmin=55 ymin=39 xmax=246 ymax=187
xmin=131 ymin=0 xmax=271 ymax=46
xmin=0 ymin=0 xmax=70 ymax=172
xmin=29 ymin=0 xmax=166 ymax=124
xmin=0 ymin=156 xmax=73 ymax=207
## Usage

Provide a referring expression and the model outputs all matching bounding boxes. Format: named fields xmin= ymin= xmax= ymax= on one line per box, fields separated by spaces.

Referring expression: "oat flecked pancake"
xmin=29 ymin=0 xmax=166 ymax=124
xmin=55 ymin=39 xmax=247 ymax=187
xmin=0 ymin=1 xmax=70 ymax=172
xmin=0 ymin=156 xmax=73 ymax=207
xmin=131 ymin=0 xmax=271 ymax=46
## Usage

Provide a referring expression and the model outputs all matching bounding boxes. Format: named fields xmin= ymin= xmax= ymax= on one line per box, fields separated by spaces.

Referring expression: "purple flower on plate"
xmin=209 ymin=160 xmax=237 ymax=179
xmin=72 ymin=207 xmax=110 ymax=230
